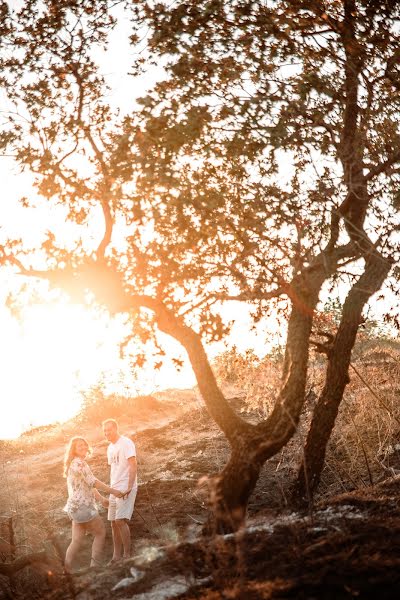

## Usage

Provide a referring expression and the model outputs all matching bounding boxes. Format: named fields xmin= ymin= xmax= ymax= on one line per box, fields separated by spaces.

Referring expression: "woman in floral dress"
xmin=63 ymin=436 xmax=123 ymax=572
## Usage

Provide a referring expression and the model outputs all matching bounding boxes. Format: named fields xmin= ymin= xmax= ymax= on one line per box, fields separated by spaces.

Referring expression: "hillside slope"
xmin=0 ymin=390 xmax=400 ymax=599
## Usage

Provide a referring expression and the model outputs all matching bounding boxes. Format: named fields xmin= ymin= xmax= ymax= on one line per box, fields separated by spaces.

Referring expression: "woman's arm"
xmin=93 ymin=488 xmax=109 ymax=507
xmin=93 ymin=478 xmax=122 ymax=497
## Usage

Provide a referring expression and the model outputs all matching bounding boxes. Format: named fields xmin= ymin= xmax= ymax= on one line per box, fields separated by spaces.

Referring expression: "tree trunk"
xmin=199 ymin=248 xmax=355 ymax=534
xmin=294 ymin=254 xmax=391 ymax=504
xmin=203 ymin=441 xmax=263 ymax=535
xmin=203 ymin=282 xmax=320 ymax=534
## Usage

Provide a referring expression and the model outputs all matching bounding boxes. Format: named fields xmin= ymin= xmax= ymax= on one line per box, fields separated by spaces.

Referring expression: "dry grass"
xmin=327 ymin=352 xmax=400 ymax=492
xmin=213 ymin=348 xmax=282 ymax=417
xmin=213 ymin=340 xmax=400 ymax=498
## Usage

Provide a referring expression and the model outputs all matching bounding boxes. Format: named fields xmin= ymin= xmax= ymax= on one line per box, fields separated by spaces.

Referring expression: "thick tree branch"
xmin=215 ymin=287 xmax=284 ymax=303
xmin=335 ymin=0 xmax=370 ymax=244
xmin=133 ymin=296 xmax=255 ymax=441
xmin=295 ymin=249 xmax=392 ymax=500
xmin=82 ymin=126 xmax=114 ymax=260
xmin=364 ymin=149 xmax=400 ymax=181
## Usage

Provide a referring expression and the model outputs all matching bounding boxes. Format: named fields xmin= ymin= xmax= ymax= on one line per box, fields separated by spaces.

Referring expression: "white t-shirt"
xmin=107 ymin=435 xmax=137 ymax=490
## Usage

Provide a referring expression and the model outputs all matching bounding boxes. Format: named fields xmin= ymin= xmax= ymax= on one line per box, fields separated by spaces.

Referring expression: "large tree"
xmin=0 ymin=0 xmax=399 ymax=531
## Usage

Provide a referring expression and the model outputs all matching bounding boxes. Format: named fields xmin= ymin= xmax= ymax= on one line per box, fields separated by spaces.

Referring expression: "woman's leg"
xmin=86 ymin=516 xmax=106 ymax=567
xmin=64 ymin=521 xmax=85 ymax=572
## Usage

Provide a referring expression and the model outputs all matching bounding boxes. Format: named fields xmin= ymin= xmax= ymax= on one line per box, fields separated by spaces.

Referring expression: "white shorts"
xmin=108 ymin=487 xmax=137 ymax=521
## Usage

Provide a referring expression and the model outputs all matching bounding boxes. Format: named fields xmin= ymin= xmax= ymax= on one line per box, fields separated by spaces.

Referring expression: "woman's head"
xmin=63 ymin=437 xmax=91 ymax=477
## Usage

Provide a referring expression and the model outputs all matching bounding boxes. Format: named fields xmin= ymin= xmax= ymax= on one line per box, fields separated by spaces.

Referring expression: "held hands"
xmin=120 ymin=488 xmax=132 ymax=500
xmin=109 ymin=488 xmax=132 ymax=499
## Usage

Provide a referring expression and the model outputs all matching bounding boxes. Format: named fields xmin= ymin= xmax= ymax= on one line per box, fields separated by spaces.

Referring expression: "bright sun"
xmin=0 ymin=298 xmax=197 ymax=440
xmin=0 ymin=302 xmax=127 ymax=439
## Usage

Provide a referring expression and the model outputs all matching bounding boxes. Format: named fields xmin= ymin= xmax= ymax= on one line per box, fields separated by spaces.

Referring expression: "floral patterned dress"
xmin=64 ymin=458 xmax=98 ymax=523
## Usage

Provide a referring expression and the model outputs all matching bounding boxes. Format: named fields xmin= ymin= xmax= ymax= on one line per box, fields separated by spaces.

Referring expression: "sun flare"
xmin=0 ymin=298 xmax=197 ymax=440
xmin=0 ymin=302 xmax=126 ymax=439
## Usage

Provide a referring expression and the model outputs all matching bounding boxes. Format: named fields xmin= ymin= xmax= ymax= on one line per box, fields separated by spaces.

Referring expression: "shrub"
xmin=212 ymin=347 xmax=283 ymax=416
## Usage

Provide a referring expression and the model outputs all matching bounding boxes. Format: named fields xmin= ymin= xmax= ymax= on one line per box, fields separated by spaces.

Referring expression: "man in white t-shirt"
xmin=102 ymin=419 xmax=137 ymax=562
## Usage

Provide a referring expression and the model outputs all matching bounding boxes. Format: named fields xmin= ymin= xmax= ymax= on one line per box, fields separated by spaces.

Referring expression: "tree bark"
xmin=294 ymin=253 xmax=391 ymax=504
xmin=203 ymin=439 xmax=263 ymax=535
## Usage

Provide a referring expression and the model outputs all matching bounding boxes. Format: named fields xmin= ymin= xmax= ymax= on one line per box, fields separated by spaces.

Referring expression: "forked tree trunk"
xmin=203 ymin=282 xmax=320 ymax=534
xmin=293 ymin=254 xmax=391 ymax=504
xmin=195 ymin=249 xmax=355 ymax=533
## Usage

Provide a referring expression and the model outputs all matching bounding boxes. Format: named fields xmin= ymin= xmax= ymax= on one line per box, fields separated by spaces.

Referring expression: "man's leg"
xmin=115 ymin=519 xmax=131 ymax=558
xmin=112 ymin=488 xmax=136 ymax=560
xmin=110 ymin=520 xmax=123 ymax=561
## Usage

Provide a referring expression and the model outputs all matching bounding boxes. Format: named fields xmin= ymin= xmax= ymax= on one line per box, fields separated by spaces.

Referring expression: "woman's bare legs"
xmin=64 ymin=521 xmax=86 ymax=572
xmin=86 ymin=516 xmax=106 ymax=567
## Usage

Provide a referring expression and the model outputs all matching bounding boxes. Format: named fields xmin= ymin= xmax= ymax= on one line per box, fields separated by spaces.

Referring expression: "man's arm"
xmin=127 ymin=456 xmax=137 ymax=490
xmin=122 ymin=456 xmax=137 ymax=497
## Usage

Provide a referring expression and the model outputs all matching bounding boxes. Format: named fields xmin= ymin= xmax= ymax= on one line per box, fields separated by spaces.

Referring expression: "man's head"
xmin=102 ymin=418 xmax=119 ymax=444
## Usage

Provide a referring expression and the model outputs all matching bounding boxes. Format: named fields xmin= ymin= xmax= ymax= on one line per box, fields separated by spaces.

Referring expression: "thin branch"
xmin=178 ymin=296 xmax=218 ymax=317
xmin=82 ymin=124 xmax=114 ymax=258
xmin=70 ymin=66 xmax=114 ymax=259
xmin=215 ymin=287 xmax=284 ymax=303
xmin=54 ymin=141 xmax=79 ymax=168
xmin=299 ymin=28 xmax=335 ymax=37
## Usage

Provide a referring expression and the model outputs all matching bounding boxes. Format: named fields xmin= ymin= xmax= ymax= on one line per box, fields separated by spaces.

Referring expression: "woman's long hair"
xmin=63 ymin=437 xmax=92 ymax=478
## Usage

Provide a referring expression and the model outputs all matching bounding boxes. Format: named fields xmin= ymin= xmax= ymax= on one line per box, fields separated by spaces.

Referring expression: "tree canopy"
xmin=0 ymin=0 xmax=399 ymax=530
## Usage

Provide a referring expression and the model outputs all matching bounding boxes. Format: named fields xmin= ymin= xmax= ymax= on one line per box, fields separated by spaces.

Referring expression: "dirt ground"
xmin=1 ymin=391 xmax=400 ymax=599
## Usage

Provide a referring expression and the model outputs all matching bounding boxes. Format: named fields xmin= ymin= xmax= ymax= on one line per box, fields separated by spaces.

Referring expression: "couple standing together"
xmin=63 ymin=419 xmax=137 ymax=572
